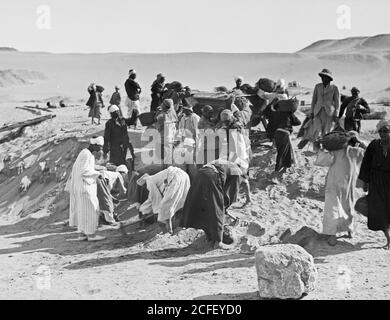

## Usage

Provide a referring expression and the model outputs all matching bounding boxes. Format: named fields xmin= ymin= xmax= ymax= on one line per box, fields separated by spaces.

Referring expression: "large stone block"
xmin=255 ymin=244 xmax=317 ymax=299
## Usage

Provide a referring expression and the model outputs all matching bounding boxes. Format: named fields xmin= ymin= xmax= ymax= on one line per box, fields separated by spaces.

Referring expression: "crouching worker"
xmin=181 ymin=159 xmax=243 ymax=250
xmin=65 ymin=136 xmax=106 ymax=242
xmin=96 ymin=165 xmax=128 ymax=225
xmin=137 ymin=166 xmax=190 ymax=234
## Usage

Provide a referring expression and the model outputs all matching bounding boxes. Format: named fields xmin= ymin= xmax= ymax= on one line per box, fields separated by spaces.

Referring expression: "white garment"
xmin=65 ymin=149 xmax=100 ymax=235
xmin=125 ymin=97 xmax=140 ymax=118
xmin=100 ymin=171 xmax=123 ymax=191
xmin=322 ymin=146 xmax=365 ymax=235
xmin=257 ymin=89 xmax=288 ymax=102
xmin=139 ymin=167 xmax=190 ymax=223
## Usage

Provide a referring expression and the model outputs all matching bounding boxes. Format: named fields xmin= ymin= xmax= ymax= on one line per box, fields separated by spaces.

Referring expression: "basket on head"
xmin=138 ymin=112 xmax=156 ymax=127
xmin=319 ymin=131 xmax=350 ymax=151
xmin=256 ymin=78 xmax=276 ymax=93
xmin=275 ymin=98 xmax=299 ymax=113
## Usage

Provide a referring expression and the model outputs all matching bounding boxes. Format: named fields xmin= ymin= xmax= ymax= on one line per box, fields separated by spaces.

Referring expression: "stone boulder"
xmin=255 ymin=244 xmax=317 ymax=299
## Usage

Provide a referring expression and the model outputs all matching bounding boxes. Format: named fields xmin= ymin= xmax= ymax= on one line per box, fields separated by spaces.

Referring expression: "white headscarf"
xmin=90 ymin=136 xmax=104 ymax=146
xmin=376 ymin=119 xmax=390 ymax=132
xmin=116 ymin=165 xmax=128 ymax=174
xmin=108 ymin=105 xmax=120 ymax=113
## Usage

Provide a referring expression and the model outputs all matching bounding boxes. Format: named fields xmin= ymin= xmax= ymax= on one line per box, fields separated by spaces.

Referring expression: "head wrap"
xmin=156 ymin=73 xmax=164 ymax=78
xmin=162 ymin=99 xmax=174 ymax=110
xmin=108 ymin=105 xmax=120 ymax=113
xmin=116 ymin=165 xmax=128 ymax=174
xmin=220 ymin=109 xmax=233 ymax=122
xmin=351 ymin=87 xmax=360 ymax=94
xmin=235 ymin=76 xmax=244 ymax=82
xmin=129 ymin=69 xmax=136 ymax=76
xmin=276 ymin=79 xmax=287 ymax=90
xmin=376 ymin=119 xmax=390 ymax=132
xmin=90 ymin=136 xmax=104 ymax=146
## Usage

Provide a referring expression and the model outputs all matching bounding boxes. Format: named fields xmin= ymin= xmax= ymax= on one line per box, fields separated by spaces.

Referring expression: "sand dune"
xmin=0 ymin=69 xmax=46 ymax=88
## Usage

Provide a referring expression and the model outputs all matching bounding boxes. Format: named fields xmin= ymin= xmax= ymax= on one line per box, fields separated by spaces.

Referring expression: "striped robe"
xmin=65 ymin=148 xmax=100 ymax=235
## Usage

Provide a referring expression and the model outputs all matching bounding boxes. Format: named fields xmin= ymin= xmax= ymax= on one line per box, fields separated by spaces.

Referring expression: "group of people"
xmin=66 ymin=67 xmax=389 ymax=250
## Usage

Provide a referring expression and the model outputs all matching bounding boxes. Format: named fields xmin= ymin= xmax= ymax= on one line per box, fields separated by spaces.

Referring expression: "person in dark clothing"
xmin=124 ymin=69 xmax=141 ymax=126
xmin=264 ymin=100 xmax=301 ymax=172
xmin=88 ymin=85 xmax=105 ymax=125
xmin=110 ymin=86 xmax=122 ymax=116
xmin=339 ymin=87 xmax=370 ymax=133
xmin=103 ymin=105 xmax=138 ymax=168
xmin=181 ymin=160 xmax=242 ymax=250
xmin=150 ymin=73 xmax=166 ymax=112
xmin=358 ymin=120 xmax=390 ymax=250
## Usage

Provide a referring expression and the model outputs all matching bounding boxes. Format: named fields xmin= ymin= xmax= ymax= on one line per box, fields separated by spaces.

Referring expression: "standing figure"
xmin=88 ymin=85 xmax=105 ymax=125
xmin=124 ymin=69 xmax=141 ymax=128
xmin=156 ymin=99 xmax=178 ymax=165
xmin=110 ymin=86 xmax=123 ymax=117
xmin=321 ymin=132 xmax=366 ymax=246
xmin=301 ymin=69 xmax=340 ymax=146
xmin=181 ymin=160 xmax=242 ymax=250
xmin=86 ymin=83 xmax=97 ymax=125
xmin=358 ymin=120 xmax=390 ymax=250
xmin=338 ymin=87 xmax=370 ymax=133
xmin=103 ymin=105 xmax=137 ymax=167
xmin=150 ymin=73 xmax=166 ymax=113
xmin=263 ymin=100 xmax=301 ymax=173
xmin=65 ymin=136 xmax=106 ymax=241
xmin=176 ymin=105 xmax=200 ymax=181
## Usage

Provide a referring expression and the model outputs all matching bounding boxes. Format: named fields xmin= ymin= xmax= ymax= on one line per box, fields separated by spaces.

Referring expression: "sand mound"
xmin=299 ymin=34 xmax=390 ymax=53
xmin=0 ymin=135 xmax=85 ymax=219
xmin=0 ymin=69 xmax=46 ymax=88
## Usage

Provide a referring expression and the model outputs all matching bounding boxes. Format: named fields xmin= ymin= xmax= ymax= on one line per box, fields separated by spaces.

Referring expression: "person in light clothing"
xmin=301 ymin=69 xmax=340 ymax=147
xmin=65 ymin=136 xmax=106 ymax=241
xmin=138 ymin=166 xmax=190 ymax=234
xmin=320 ymin=132 xmax=366 ymax=246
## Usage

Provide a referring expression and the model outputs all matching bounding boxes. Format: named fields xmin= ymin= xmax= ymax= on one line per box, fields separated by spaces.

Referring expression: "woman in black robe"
xmin=358 ymin=120 xmax=390 ymax=249
xmin=181 ymin=160 xmax=241 ymax=249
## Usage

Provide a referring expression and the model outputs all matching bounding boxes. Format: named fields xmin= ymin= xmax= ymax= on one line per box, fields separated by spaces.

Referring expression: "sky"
xmin=0 ymin=0 xmax=389 ymax=53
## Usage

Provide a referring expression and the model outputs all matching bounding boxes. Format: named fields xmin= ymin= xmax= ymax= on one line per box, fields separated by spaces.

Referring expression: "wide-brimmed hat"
xmin=318 ymin=69 xmax=334 ymax=81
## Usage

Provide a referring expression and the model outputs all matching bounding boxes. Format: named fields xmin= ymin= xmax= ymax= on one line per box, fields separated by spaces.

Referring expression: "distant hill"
xmin=0 ymin=69 xmax=46 ymax=88
xmin=298 ymin=34 xmax=390 ymax=53
xmin=0 ymin=47 xmax=18 ymax=52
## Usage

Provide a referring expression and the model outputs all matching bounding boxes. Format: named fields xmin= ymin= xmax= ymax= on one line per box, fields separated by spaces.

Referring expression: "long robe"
xmin=65 ymin=149 xmax=100 ymax=235
xmin=358 ymin=139 xmax=390 ymax=232
xmin=181 ymin=162 xmax=241 ymax=242
xmin=139 ymin=166 xmax=190 ymax=223
xmin=323 ymin=146 xmax=365 ymax=235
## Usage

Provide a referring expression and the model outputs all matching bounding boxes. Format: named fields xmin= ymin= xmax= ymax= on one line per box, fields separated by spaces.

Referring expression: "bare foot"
xmin=213 ymin=242 xmax=231 ymax=250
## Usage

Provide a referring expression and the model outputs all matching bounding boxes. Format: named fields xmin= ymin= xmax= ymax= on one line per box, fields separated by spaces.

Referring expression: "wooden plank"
xmin=0 ymin=115 xmax=56 ymax=133
xmin=24 ymin=105 xmax=53 ymax=113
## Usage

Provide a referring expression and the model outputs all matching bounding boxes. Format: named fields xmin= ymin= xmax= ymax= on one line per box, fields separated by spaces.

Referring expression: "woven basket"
xmin=257 ymin=78 xmax=276 ymax=93
xmin=320 ymin=131 xmax=350 ymax=151
xmin=138 ymin=112 xmax=156 ymax=127
xmin=276 ymin=98 xmax=299 ymax=113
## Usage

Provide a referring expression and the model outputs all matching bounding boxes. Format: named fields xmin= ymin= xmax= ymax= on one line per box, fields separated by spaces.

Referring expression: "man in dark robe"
xmin=150 ymin=73 xmax=166 ymax=112
xmin=358 ymin=120 xmax=390 ymax=250
xmin=103 ymin=105 xmax=138 ymax=168
xmin=181 ymin=160 xmax=242 ymax=250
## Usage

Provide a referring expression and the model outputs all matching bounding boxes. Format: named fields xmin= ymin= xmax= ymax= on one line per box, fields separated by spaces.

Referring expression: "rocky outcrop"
xmin=255 ymin=244 xmax=317 ymax=299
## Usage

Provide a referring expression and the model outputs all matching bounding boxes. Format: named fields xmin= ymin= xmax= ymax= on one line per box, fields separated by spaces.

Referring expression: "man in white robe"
xmin=65 ymin=136 xmax=106 ymax=241
xmin=137 ymin=166 xmax=190 ymax=233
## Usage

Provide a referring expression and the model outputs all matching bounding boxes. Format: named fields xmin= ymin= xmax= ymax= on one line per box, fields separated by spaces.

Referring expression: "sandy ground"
xmin=0 ymin=98 xmax=389 ymax=300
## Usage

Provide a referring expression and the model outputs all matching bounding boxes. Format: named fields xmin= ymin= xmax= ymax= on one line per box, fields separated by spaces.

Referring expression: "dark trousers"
xmin=344 ymin=118 xmax=361 ymax=133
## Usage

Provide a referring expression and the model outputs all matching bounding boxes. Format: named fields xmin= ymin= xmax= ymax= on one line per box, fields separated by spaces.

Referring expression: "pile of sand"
xmin=0 ymin=69 xmax=46 ymax=88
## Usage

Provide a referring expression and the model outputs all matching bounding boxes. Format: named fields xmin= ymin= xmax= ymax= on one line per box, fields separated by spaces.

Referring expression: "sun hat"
xmin=318 ymin=69 xmax=334 ymax=81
